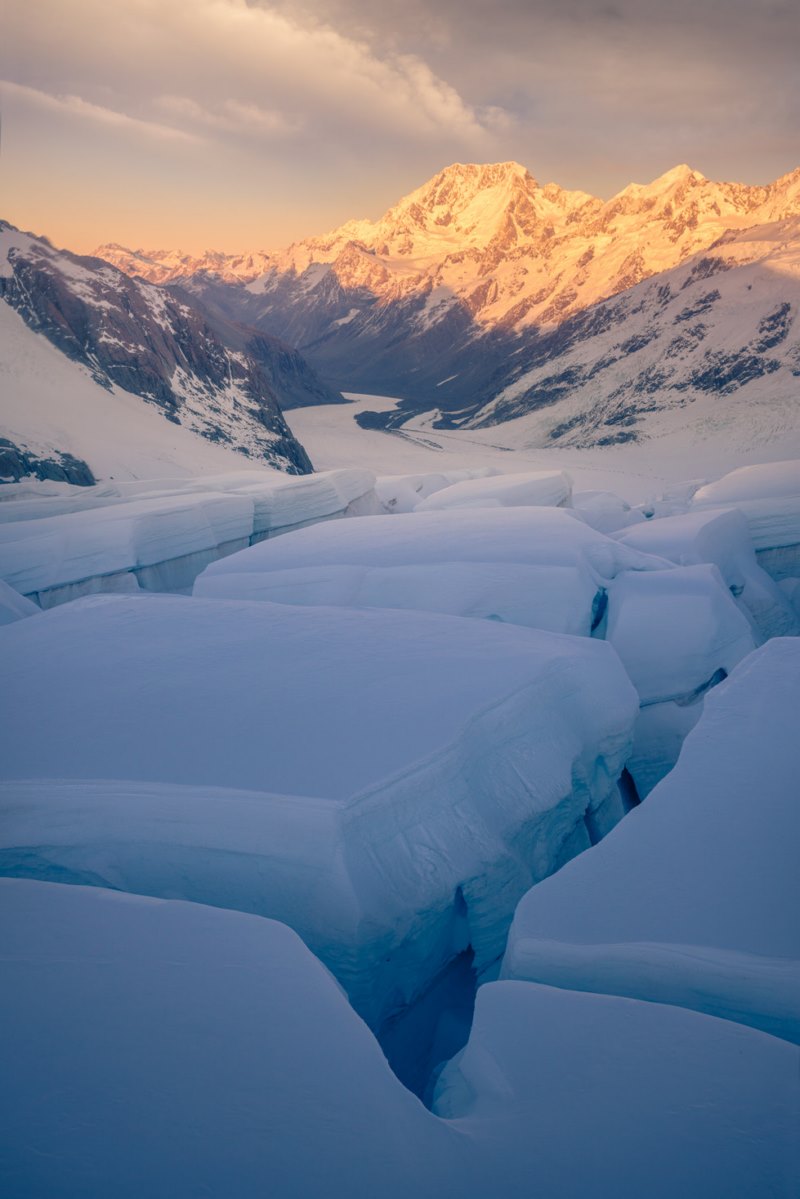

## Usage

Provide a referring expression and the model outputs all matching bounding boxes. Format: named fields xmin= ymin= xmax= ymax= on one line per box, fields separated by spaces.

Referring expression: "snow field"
xmin=691 ymin=459 xmax=800 ymax=579
xmin=0 ymin=577 xmax=39 ymax=625
xmin=0 ymin=593 xmax=639 ymax=1033
xmin=2 ymin=878 xmax=796 ymax=1199
xmin=413 ymin=469 xmax=572 ymax=511
xmin=501 ymin=639 xmax=800 ymax=1044
xmin=615 ymin=506 xmax=799 ymax=638
xmin=0 ymin=468 xmax=379 ymax=603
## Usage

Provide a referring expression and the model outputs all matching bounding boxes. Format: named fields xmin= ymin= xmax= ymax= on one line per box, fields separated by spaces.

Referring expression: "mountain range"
xmin=93 ymin=160 xmax=800 ymax=446
xmin=0 ymin=223 xmax=354 ymax=481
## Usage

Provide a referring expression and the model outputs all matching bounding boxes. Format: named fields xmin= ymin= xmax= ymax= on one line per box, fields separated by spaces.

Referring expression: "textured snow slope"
xmin=0 ymin=880 xmax=465 ymax=1199
xmin=433 ymin=981 xmax=799 ymax=1199
xmin=0 ymin=594 xmax=637 ymax=1027
xmin=3 ymin=880 xmax=796 ymax=1199
xmin=194 ymin=507 xmax=666 ymax=634
xmin=0 ymin=469 xmax=379 ymax=602
xmin=615 ymin=507 xmax=798 ymax=638
xmin=414 ymin=470 xmax=572 ymax=511
xmin=502 ymin=639 xmax=800 ymax=1043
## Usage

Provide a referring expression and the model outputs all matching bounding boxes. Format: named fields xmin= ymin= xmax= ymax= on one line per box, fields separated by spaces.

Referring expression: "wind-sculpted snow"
xmin=414 ymin=470 xmax=572 ymax=511
xmin=692 ymin=459 xmax=800 ymax=580
xmin=502 ymin=639 xmax=800 ymax=1044
xmin=433 ymin=982 xmax=798 ymax=1199
xmin=194 ymin=507 xmax=667 ymax=634
xmin=605 ymin=564 xmax=757 ymax=704
xmin=2 ymin=880 xmax=796 ymax=1199
xmin=0 ymin=880 xmax=466 ymax=1199
xmin=375 ymin=467 xmax=499 ymax=513
xmin=0 ymin=578 xmax=39 ymax=625
xmin=0 ymin=594 xmax=638 ymax=1033
xmin=615 ymin=507 xmax=799 ymax=638
xmin=0 ymin=469 xmax=378 ymax=603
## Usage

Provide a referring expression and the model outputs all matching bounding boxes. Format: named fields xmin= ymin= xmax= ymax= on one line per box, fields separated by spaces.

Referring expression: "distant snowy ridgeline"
xmin=501 ymin=639 xmax=800 ymax=1045
xmin=0 ymin=469 xmax=380 ymax=605
xmin=0 ymin=594 xmax=639 ymax=1039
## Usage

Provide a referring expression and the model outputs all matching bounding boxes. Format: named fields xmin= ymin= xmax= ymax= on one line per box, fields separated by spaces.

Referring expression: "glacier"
xmin=0 ymin=592 xmax=638 ymax=1079
xmin=0 ymin=468 xmax=379 ymax=605
xmin=1 ymin=877 xmax=796 ymax=1199
xmin=501 ymin=638 xmax=800 ymax=1044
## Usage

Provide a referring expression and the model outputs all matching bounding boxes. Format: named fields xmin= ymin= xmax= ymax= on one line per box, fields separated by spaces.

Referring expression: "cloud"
xmin=0 ymin=80 xmax=203 ymax=144
xmin=156 ymin=95 xmax=301 ymax=138
xmin=3 ymin=0 xmax=505 ymax=149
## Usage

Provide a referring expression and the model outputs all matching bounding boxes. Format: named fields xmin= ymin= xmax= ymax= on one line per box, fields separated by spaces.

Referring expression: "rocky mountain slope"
xmin=466 ymin=218 xmax=800 ymax=448
xmin=95 ymin=161 xmax=800 ymax=419
xmin=0 ymin=222 xmax=352 ymax=481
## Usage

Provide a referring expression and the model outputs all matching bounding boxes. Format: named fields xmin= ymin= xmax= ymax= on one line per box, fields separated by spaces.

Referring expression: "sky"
xmin=2 ymin=0 xmax=799 ymax=254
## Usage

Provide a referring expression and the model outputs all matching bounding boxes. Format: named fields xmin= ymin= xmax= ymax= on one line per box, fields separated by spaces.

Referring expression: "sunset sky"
xmin=2 ymin=0 xmax=799 ymax=254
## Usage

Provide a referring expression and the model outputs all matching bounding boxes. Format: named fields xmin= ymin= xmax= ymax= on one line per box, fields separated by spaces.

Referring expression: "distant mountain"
xmin=0 ymin=221 xmax=331 ymax=481
xmin=467 ymin=219 xmax=800 ymax=447
xmin=94 ymin=161 xmax=800 ymax=444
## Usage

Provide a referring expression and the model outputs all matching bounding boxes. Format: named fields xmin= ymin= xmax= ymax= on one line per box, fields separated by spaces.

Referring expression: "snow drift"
xmin=501 ymin=639 xmax=800 ymax=1044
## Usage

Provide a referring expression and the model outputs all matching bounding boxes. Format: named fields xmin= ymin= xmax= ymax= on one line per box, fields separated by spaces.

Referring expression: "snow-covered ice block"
xmin=0 ymin=492 xmax=254 ymax=599
xmin=195 ymin=559 xmax=602 ymax=635
xmin=0 ymin=578 xmax=39 ymax=624
xmin=190 ymin=467 xmax=381 ymax=534
xmin=195 ymin=508 xmax=669 ymax=633
xmin=501 ymin=639 xmax=800 ymax=1044
xmin=692 ymin=460 xmax=800 ymax=579
xmin=6 ymin=882 xmax=794 ymax=1199
xmin=414 ymin=470 xmax=572 ymax=511
xmin=433 ymin=982 xmax=799 ymax=1199
xmin=0 ymin=594 xmax=638 ymax=1027
xmin=605 ymin=563 xmax=757 ymax=705
xmin=0 ymin=879 xmax=465 ymax=1199
xmin=693 ymin=460 xmax=800 ymax=506
xmin=375 ymin=468 xmax=498 ymax=513
xmin=572 ymin=489 xmax=645 ymax=534
xmin=198 ymin=507 xmax=667 ymax=582
xmin=616 ymin=507 xmax=798 ymax=638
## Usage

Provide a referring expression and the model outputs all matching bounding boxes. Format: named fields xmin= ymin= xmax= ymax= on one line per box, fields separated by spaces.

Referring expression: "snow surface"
xmin=691 ymin=460 xmax=800 ymax=575
xmin=604 ymin=563 xmax=757 ymax=704
xmin=615 ymin=507 xmax=799 ymax=638
xmin=194 ymin=507 xmax=670 ymax=633
xmin=287 ymin=392 xmax=800 ymax=506
xmin=502 ymin=639 xmax=800 ymax=1043
xmin=0 ymin=879 xmax=465 ymax=1199
xmin=375 ymin=467 xmax=499 ymax=513
xmin=0 ymin=469 xmax=379 ymax=600
xmin=0 ymin=593 xmax=637 ymax=1028
xmin=414 ymin=470 xmax=572 ymax=511
xmin=0 ymin=577 xmax=39 ymax=623
xmin=2 ymin=878 xmax=796 ymax=1199
xmin=197 ymin=506 xmax=664 ymax=578
xmin=433 ymin=980 xmax=799 ymax=1199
